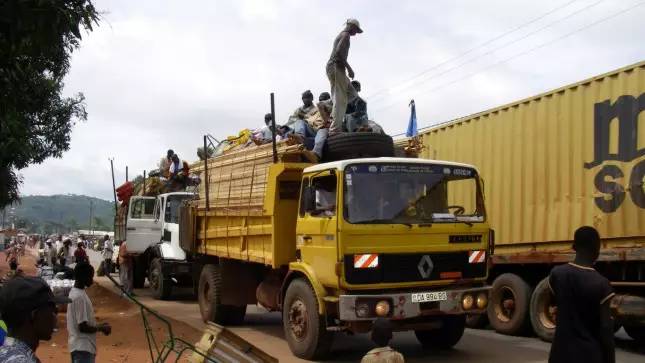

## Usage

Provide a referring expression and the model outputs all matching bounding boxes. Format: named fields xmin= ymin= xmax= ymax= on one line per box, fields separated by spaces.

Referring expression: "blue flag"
xmin=406 ymin=99 xmax=418 ymax=137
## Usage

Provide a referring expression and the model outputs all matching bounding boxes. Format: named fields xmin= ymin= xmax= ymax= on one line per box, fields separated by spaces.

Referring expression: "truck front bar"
xmin=339 ymin=286 xmax=490 ymax=321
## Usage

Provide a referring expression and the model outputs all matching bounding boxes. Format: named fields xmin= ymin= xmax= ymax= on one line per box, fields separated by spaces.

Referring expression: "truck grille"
xmin=344 ymin=252 xmax=486 ymax=285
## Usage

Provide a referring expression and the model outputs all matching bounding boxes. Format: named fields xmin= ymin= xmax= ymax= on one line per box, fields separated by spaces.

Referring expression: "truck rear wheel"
xmin=415 ymin=315 xmax=466 ymax=349
xmin=488 ymin=273 xmax=533 ymax=336
xmin=282 ymin=279 xmax=333 ymax=360
xmin=624 ymin=326 xmax=645 ymax=344
xmin=530 ymin=278 xmax=556 ymax=342
xmin=198 ymin=264 xmax=246 ymax=325
xmin=149 ymin=258 xmax=172 ymax=300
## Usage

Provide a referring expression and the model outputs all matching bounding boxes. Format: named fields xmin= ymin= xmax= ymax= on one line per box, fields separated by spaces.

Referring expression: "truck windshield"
xmin=165 ymin=194 xmax=194 ymax=224
xmin=344 ymin=163 xmax=485 ymax=225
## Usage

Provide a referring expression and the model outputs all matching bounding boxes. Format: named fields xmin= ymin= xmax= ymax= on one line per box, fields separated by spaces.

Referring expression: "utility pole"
xmin=110 ymin=158 xmax=117 ymax=214
xmin=88 ymin=199 xmax=93 ymax=235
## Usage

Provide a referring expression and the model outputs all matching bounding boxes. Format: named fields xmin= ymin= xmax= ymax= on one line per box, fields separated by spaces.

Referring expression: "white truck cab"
xmin=125 ymin=192 xmax=195 ymax=299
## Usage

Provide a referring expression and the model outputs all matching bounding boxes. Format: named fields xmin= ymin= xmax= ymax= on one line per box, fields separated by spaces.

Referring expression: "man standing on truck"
xmin=548 ymin=226 xmax=615 ymax=363
xmin=327 ymin=18 xmax=362 ymax=134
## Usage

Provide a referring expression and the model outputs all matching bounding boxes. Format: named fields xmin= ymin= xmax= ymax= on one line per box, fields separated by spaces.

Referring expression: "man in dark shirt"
xmin=327 ymin=18 xmax=362 ymax=134
xmin=548 ymin=226 xmax=615 ymax=363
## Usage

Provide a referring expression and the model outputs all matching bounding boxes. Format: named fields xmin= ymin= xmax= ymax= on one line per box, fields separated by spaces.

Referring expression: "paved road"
xmin=87 ymin=250 xmax=644 ymax=363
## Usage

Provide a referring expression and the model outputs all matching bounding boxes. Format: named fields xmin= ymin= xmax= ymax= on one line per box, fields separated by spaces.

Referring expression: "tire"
xmin=530 ymin=278 xmax=556 ymax=342
xmin=132 ymin=257 xmax=146 ymax=289
xmin=487 ymin=273 xmax=533 ymax=336
xmin=322 ymin=133 xmax=394 ymax=162
xmin=415 ymin=315 xmax=466 ymax=349
xmin=149 ymin=258 xmax=172 ymax=300
xmin=282 ymin=279 xmax=333 ymax=360
xmin=198 ymin=264 xmax=246 ymax=325
xmin=465 ymin=313 xmax=488 ymax=329
xmin=624 ymin=325 xmax=645 ymax=344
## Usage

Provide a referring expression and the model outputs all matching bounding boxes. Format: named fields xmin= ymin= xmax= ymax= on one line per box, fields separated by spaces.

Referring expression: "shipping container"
xmin=410 ymin=61 xmax=645 ymax=342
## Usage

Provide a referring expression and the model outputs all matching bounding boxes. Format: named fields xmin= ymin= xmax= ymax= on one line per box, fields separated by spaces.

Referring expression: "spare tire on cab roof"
xmin=322 ymin=132 xmax=394 ymax=162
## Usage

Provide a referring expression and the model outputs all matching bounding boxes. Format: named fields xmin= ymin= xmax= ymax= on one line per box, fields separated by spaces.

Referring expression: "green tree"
xmin=0 ymin=0 xmax=100 ymax=208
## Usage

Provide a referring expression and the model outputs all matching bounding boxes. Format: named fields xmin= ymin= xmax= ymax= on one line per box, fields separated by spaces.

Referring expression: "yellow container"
xmin=414 ymin=61 xmax=645 ymax=256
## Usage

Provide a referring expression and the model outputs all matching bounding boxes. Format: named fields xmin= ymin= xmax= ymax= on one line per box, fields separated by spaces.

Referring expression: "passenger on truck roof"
xmin=345 ymin=80 xmax=368 ymax=132
xmin=548 ymin=226 xmax=615 ymax=363
xmin=288 ymin=90 xmax=330 ymax=163
xmin=159 ymin=149 xmax=174 ymax=179
xmin=327 ymin=18 xmax=362 ymax=134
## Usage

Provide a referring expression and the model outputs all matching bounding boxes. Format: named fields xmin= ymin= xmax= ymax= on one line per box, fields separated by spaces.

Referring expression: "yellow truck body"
xmin=183 ymin=142 xmax=492 ymax=359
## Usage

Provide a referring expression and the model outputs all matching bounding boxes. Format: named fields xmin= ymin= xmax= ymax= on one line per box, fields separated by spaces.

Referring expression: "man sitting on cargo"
xmin=159 ymin=149 xmax=174 ymax=179
xmin=288 ymin=91 xmax=333 ymax=163
xmin=344 ymin=80 xmax=368 ymax=132
xmin=252 ymin=113 xmax=291 ymax=145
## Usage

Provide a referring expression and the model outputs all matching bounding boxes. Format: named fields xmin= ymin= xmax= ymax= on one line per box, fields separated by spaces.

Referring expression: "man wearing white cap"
xmin=327 ymin=18 xmax=363 ymax=134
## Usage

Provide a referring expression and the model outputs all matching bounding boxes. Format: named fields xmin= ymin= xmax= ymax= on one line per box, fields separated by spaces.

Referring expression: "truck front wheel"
xmin=488 ymin=273 xmax=533 ymax=336
xmin=282 ymin=279 xmax=333 ymax=360
xmin=198 ymin=264 xmax=246 ymax=325
xmin=415 ymin=315 xmax=466 ymax=349
xmin=149 ymin=258 xmax=172 ymax=300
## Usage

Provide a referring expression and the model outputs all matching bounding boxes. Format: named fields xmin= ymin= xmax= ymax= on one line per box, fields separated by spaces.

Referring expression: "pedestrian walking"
xmin=548 ymin=226 xmax=615 ymax=363
xmin=326 ymin=18 xmax=362 ymax=134
xmin=101 ymin=235 xmax=114 ymax=275
xmin=58 ymin=239 xmax=73 ymax=266
xmin=118 ymin=240 xmax=133 ymax=295
xmin=74 ymin=241 xmax=88 ymax=264
xmin=361 ymin=318 xmax=404 ymax=363
xmin=68 ymin=262 xmax=112 ymax=363
xmin=0 ymin=276 xmax=70 ymax=363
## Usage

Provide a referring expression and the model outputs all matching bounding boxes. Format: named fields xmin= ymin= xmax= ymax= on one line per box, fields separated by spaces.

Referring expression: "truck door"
xmin=126 ymin=196 xmax=161 ymax=254
xmin=296 ymin=172 xmax=339 ymax=287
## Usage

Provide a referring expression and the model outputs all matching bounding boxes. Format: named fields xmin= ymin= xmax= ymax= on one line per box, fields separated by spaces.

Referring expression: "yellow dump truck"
xmin=177 ymin=141 xmax=492 ymax=359
xmin=400 ymin=61 xmax=645 ymax=344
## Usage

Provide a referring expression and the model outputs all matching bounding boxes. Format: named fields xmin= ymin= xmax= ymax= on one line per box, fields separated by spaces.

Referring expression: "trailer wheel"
xmin=282 ymin=278 xmax=333 ymax=360
xmin=198 ymin=264 xmax=246 ymax=325
xmin=624 ymin=326 xmax=645 ymax=344
xmin=415 ymin=315 xmax=466 ymax=349
xmin=465 ymin=313 xmax=488 ymax=329
xmin=132 ymin=256 xmax=146 ymax=289
xmin=530 ymin=278 xmax=556 ymax=342
xmin=322 ymin=132 xmax=394 ymax=162
xmin=149 ymin=258 xmax=172 ymax=300
xmin=488 ymin=273 xmax=533 ymax=336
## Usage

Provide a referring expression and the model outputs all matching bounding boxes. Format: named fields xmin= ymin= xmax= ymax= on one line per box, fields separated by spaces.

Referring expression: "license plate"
xmin=411 ymin=291 xmax=448 ymax=303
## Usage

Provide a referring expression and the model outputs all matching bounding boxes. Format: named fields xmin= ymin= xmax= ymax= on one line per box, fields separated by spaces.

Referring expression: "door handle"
xmin=127 ymin=227 xmax=136 ymax=231
xmin=302 ymin=235 xmax=312 ymax=243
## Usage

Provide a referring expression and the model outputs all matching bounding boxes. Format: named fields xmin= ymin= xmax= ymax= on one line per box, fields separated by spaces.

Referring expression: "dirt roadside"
xmin=1 ymin=252 xmax=202 ymax=363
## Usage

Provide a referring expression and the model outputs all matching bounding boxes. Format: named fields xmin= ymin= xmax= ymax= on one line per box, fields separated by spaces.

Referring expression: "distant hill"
xmin=6 ymin=195 xmax=115 ymax=234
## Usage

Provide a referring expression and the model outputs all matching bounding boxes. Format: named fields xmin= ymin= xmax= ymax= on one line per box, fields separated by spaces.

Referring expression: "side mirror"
xmin=303 ymin=186 xmax=317 ymax=213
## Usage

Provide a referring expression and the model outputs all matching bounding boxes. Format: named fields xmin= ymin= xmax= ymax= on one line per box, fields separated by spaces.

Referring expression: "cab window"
xmin=311 ymin=175 xmax=337 ymax=217
xmin=130 ymin=198 xmax=155 ymax=219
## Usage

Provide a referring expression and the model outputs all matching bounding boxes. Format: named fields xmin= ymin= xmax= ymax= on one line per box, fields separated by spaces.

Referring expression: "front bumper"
xmin=339 ymin=286 xmax=490 ymax=321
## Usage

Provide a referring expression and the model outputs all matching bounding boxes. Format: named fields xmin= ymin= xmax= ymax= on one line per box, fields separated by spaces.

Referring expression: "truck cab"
xmin=124 ymin=192 xmax=195 ymax=299
xmin=283 ymin=157 xmax=492 ymax=357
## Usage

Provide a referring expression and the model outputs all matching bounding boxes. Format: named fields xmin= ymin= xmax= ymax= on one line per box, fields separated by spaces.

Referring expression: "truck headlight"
xmin=375 ymin=300 xmax=391 ymax=317
xmin=356 ymin=303 xmax=370 ymax=318
xmin=462 ymin=294 xmax=474 ymax=310
xmin=476 ymin=292 xmax=488 ymax=309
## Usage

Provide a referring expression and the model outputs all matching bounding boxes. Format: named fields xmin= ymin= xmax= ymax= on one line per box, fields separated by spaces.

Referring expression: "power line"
xmin=369 ymin=0 xmax=606 ymax=104
xmin=366 ymin=0 xmax=582 ymax=101
xmin=377 ymin=0 xmax=645 ymax=119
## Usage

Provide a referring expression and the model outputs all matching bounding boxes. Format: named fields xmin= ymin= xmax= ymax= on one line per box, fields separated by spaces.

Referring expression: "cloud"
xmin=17 ymin=0 xmax=645 ymax=200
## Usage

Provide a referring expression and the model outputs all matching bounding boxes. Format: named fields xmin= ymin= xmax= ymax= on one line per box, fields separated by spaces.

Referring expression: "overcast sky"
xmin=18 ymin=0 xmax=645 ymax=201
